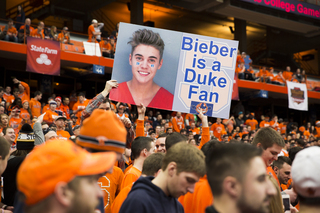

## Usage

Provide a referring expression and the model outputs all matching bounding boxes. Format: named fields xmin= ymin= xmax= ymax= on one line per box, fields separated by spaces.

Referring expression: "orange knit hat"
xmin=17 ymin=139 xmax=117 ymax=205
xmin=76 ymin=109 xmax=127 ymax=153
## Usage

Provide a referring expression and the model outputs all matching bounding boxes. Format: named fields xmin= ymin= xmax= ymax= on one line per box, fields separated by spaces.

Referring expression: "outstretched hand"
xmin=198 ymin=111 xmax=208 ymax=127
xmin=137 ymin=103 xmax=146 ymax=120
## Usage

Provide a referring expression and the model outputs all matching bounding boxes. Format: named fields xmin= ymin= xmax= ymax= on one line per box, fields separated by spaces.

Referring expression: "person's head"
xmin=0 ymin=136 xmax=10 ymax=175
xmin=0 ymin=114 xmax=9 ymax=127
xmin=286 ymin=66 xmax=291 ymax=71
xmin=0 ymin=106 xmax=4 ymax=115
xmin=272 ymin=156 xmax=292 ymax=185
xmin=131 ymin=137 xmax=155 ymax=160
xmin=3 ymin=127 xmax=15 ymax=145
xmin=49 ymin=100 xmax=57 ymax=111
xmin=39 ymin=21 xmax=44 ymax=29
xmin=291 ymin=147 xmax=320 ymax=206
xmin=5 ymin=86 xmax=11 ymax=94
xmin=161 ymin=142 xmax=206 ymax=198
xmin=316 ymin=120 xmax=320 ymax=127
xmin=55 ymin=97 xmax=62 ymax=107
xmin=128 ymin=29 xmax=164 ymax=84
xmin=241 ymin=52 xmax=246 ymax=58
xmin=23 ymin=100 xmax=29 ymax=109
xmin=78 ymin=92 xmax=85 ymax=103
xmin=13 ymin=88 xmax=19 ymax=97
xmin=98 ymin=99 xmax=111 ymax=111
xmin=296 ymin=138 xmax=305 ymax=148
xmin=252 ymin=127 xmax=285 ymax=167
xmin=34 ymin=91 xmax=42 ymax=101
xmin=242 ymin=134 xmax=249 ymax=143
xmin=222 ymin=134 xmax=229 ymax=142
xmin=92 ymin=19 xmax=98 ymax=27
xmin=296 ymin=68 xmax=301 ymax=74
xmin=206 ymin=143 xmax=276 ymax=213
xmin=76 ymin=110 xmax=127 ymax=159
xmin=25 ymin=18 xmax=31 ymax=26
xmin=8 ymin=18 xmax=13 ymax=26
xmin=54 ymin=116 xmax=66 ymax=129
xmin=0 ymin=87 xmax=4 ymax=98
xmin=63 ymin=97 xmax=70 ymax=106
xmin=165 ymin=132 xmax=187 ymax=151
xmin=142 ymin=152 xmax=165 ymax=177
xmin=50 ymin=26 xmax=57 ymax=34
xmin=269 ymin=67 xmax=274 ymax=74
xmin=14 ymin=124 xmax=35 ymax=156
xmin=216 ymin=118 xmax=221 ymax=124
xmin=238 ymin=111 xmax=243 ymax=119
xmin=155 ymin=133 xmax=167 ymax=153
xmin=71 ymin=114 xmax=78 ymax=123
xmin=62 ymin=26 xmax=68 ymax=34
xmin=17 ymin=139 xmax=117 ymax=213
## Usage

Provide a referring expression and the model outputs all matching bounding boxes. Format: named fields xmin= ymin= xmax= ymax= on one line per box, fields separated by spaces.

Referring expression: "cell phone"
xmin=282 ymin=194 xmax=290 ymax=213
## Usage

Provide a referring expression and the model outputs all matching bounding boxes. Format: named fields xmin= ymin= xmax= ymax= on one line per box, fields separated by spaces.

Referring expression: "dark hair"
xmin=201 ymin=139 xmax=220 ymax=158
xmin=34 ymin=91 xmax=41 ymax=97
xmin=252 ymin=127 xmax=285 ymax=149
xmin=206 ymin=143 xmax=262 ymax=196
xmin=131 ymin=137 xmax=154 ymax=160
xmin=0 ymin=136 xmax=10 ymax=159
xmin=272 ymin=156 xmax=292 ymax=170
xmin=142 ymin=153 xmax=165 ymax=176
xmin=78 ymin=92 xmax=85 ymax=97
xmin=288 ymin=147 xmax=303 ymax=162
xmin=165 ymin=132 xmax=187 ymax=150
xmin=0 ymin=87 xmax=3 ymax=93
xmin=158 ymin=133 xmax=168 ymax=139
xmin=128 ymin=29 xmax=165 ymax=61
xmin=296 ymin=139 xmax=305 ymax=147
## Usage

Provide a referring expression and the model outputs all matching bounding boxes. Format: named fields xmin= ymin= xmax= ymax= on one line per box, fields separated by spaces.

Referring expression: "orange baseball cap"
xmin=17 ymin=139 xmax=117 ymax=205
xmin=76 ymin=109 xmax=127 ymax=153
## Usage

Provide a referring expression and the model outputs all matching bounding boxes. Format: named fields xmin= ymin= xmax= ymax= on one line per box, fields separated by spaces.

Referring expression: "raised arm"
xmin=198 ymin=112 xmax=210 ymax=149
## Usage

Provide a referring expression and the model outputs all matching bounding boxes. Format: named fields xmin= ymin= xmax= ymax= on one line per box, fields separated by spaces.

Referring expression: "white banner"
xmin=287 ymin=81 xmax=308 ymax=111
xmin=83 ymin=42 xmax=101 ymax=56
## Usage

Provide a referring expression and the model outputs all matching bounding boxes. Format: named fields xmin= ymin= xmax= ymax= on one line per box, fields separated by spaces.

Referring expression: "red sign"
xmin=232 ymin=75 xmax=239 ymax=101
xmin=26 ymin=37 xmax=61 ymax=76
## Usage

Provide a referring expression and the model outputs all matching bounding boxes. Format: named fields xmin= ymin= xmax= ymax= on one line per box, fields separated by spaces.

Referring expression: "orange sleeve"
xmin=172 ymin=118 xmax=180 ymax=132
xmin=121 ymin=173 xmax=139 ymax=190
xmin=111 ymin=185 xmax=132 ymax=213
xmin=199 ymin=127 xmax=210 ymax=149
xmin=135 ymin=120 xmax=144 ymax=138
xmin=259 ymin=121 xmax=264 ymax=128
xmin=20 ymin=81 xmax=30 ymax=100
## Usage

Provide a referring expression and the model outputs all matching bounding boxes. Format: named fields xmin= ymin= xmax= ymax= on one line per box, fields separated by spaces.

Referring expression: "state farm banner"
xmin=110 ymin=23 xmax=238 ymax=118
xmin=287 ymin=81 xmax=308 ymax=111
xmin=26 ymin=37 xmax=60 ymax=76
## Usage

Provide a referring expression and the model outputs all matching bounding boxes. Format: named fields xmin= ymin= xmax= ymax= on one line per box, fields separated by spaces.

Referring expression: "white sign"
xmin=287 ymin=81 xmax=308 ymax=111
xmin=83 ymin=42 xmax=101 ymax=57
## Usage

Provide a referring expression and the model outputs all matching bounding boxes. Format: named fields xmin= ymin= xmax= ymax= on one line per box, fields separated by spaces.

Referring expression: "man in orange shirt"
xmin=272 ymin=156 xmax=292 ymax=191
xmin=257 ymin=66 xmax=271 ymax=83
xmin=72 ymin=92 xmax=88 ymax=124
xmin=29 ymin=91 xmax=42 ymax=118
xmin=19 ymin=18 xmax=34 ymax=32
xmin=259 ymin=115 xmax=270 ymax=128
xmin=43 ymin=100 xmax=58 ymax=125
xmin=315 ymin=120 xmax=320 ymax=137
xmin=2 ymin=19 xmax=18 ymax=42
xmin=42 ymin=97 xmax=54 ymax=113
xmin=54 ymin=116 xmax=70 ymax=139
xmin=3 ymin=86 xmax=13 ymax=103
xmin=190 ymin=122 xmax=200 ymax=135
xmin=210 ymin=118 xmax=225 ymax=141
xmin=236 ymin=62 xmax=246 ymax=79
xmin=61 ymin=97 xmax=70 ymax=119
xmin=282 ymin=66 xmax=293 ymax=81
xmin=13 ymin=78 xmax=30 ymax=103
xmin=245 ymin=113 xmax=258 ymax=131
xmin=121 ymin=137 xmax=155 ymax=189
xmin=88 ymin=19 xmax=101 ymax=42
xmin=172 ymin=112 xmax=185 ymax=132
xmin=30 ymin=21 xmax=45 ymax=39
xmin=269 ymin=115 xmax=280 ymax=131
xmin=111 ymin=152 xmax=164 ymax=213
xmin=58 ymin=27 xmax=72 ymax=44
xmin=76 ymin=109 xmax=127 ymax=213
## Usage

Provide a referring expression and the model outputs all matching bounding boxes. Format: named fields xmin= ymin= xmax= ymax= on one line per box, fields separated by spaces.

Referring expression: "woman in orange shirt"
xmin=20 ymin=100 xmax=32 ymax=124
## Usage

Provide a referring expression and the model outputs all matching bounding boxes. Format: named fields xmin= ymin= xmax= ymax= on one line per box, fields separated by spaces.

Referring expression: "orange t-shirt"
xmin=58 ymin=32 xmax=70 ymax=43
xmin=259 ymin=121 xmax=270 ymax=128
xmin=121 ymin=166 xmax=141 ymax=190
xmin=123 ymin=164 xmax=133 ymax=175
xmin=72 ymin=101 xmax=88 ymax=124
xmin=191 ymin=128 xmax=200 ymax=135
xmin=98 ymin=166 xmax=124 ymax=213
xmin=30 ymin=29 xmax=44 ymax=38
xmin=223 ymin=119 xmax=234 ymax=133
xmin=9 ymin=117 xmax=22 ymax=135
xmin=20 ymin=109 xmax=31 ymax=122
xmin=42 ymin=104 xmax=50 ymax=113
xmin=43 ymin=110 xmax=58 ymax=124
xmin=56 ymin=130 xmax=70 ymax=139
xmin=210 ymin=123 xmax=225 ymax=141
xmin=19 ymin=25 xmax=34 ymax=32
xmin=185 ymin=113 xmax=195 ymax=124
xmin=236 ymin=55 xmax=244 ymax=68
xmin=172 ymin=116 xmax=185 ymax=132
xmin=279 ymin=123 xmax=287 ymax=135
xmin=269 ymin=121 xmax=280 ymax=131
xmin=61 ymin=104 xmax=70 ymax=119
xmin=88 ymin=25 xmax=95 ymax=42
xmin=282 ymin=71 xmax=293 ymax=81
xmin=178 ymin=175 xmax=213 ymax=213
xmin=315 ymin=126 xmax=320 ymax=137
xmin=111 ymin=183 xmax=132 ymax=213
xmin=3 ymin=93 xmax=13 ymax=102
xmin=2 ymin=26 xmax=17 ymax=35
xmin=245 ymin=119 xmax=258 ymax=131
xmin=29 ymin=98 xmax=41 ymax=118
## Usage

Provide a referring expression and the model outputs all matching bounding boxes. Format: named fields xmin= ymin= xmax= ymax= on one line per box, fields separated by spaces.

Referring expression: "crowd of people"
xmin=1 ymin=5 xmax=117 ymax=58
xmin=235 ymin=51 xmax=308 ymax=86
xmin=0 ymin=78 xmax=319 ymax=213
